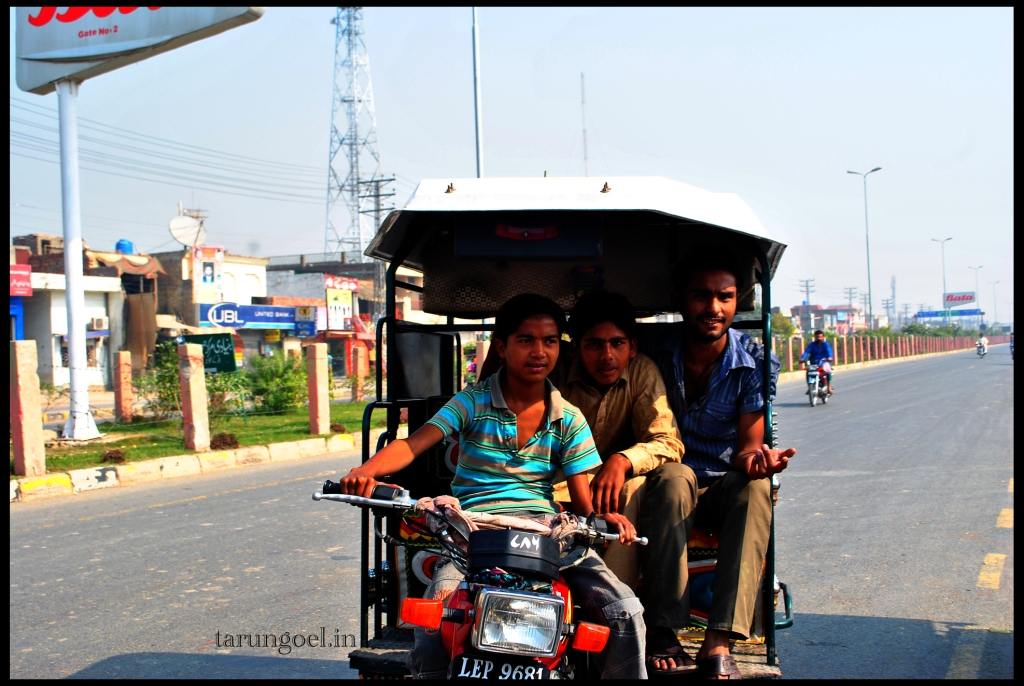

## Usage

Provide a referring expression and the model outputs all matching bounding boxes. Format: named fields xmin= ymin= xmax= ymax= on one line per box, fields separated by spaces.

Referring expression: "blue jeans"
xmin=408 ymin=549 xmax=647 ymax=679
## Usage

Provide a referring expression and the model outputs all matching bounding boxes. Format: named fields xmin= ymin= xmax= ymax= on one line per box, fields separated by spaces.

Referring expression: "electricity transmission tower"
xmin=323 ymin=7 xmax=396 ymax=321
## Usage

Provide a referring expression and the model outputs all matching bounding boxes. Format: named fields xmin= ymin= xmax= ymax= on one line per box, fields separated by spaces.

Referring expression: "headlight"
xmin=472 ymin=589 xmax=564 ymax=657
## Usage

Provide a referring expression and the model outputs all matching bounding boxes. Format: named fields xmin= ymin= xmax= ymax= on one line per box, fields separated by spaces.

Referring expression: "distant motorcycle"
xmin=805 ymin=362 xmax=830 ymax=407
xmin=976 ymin=343 xmax=987 ymax=358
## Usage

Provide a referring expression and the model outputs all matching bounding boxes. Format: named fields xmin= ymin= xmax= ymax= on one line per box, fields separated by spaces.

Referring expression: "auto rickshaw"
xmin=339 ymin=175 xmax=793 ymax=678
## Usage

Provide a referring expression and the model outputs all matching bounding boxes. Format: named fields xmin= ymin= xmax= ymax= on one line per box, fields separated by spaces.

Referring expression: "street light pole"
xmin=931 ymin=237 xmax=952 ymax=327
xmin=991 ymin=280 xmax=1000 ymax=328
xmin=848 ymin=167 xmax=882 ymax=330
xmin=968 ymin=265 xmax=983 ymax=329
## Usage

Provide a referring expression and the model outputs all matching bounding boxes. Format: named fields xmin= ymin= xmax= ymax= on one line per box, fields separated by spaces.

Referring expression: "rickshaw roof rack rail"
xmin=366 ymin=176 xmax=786 ymax=318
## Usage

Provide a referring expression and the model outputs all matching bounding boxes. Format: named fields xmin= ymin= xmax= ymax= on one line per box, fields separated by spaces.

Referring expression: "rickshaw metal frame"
xmin=352 ymin=176 xmax=789 ymax=670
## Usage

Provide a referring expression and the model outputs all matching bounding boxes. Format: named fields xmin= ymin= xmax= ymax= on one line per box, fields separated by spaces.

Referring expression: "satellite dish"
xmin=169 ymin=215 xmax=206 ymax=247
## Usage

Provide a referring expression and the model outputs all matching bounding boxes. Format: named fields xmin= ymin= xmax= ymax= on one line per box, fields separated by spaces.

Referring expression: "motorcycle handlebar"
xmin=312 ymin=480 xmax=417 ymax=509
xmin=314 ymin=481 xmax=648 ymax=544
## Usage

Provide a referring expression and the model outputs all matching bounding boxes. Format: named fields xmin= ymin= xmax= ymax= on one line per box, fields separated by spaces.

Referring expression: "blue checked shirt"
xmin=646 ymin=326 xmax=779 ymax=485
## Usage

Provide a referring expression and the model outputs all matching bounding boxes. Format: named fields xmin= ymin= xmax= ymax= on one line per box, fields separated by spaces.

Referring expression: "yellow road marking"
xmin=976 ymin=554 xmax=1006 ymax=590
xmin=996 ymin=508 xmax=1013 ymax=528
xmin=1009 ymin=478 xmax=1013 ymax=494
xmin=944 ymin=625 xmax=986 ymax=679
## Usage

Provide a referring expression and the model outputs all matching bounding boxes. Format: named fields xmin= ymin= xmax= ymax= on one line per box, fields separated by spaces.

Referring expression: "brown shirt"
xmin=559 ymin=352 xmax=685 ymax=476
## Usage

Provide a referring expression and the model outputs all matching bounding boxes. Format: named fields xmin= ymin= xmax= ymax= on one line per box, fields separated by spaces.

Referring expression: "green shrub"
xmin=134 ymin=342 xmax=255 ymax=418
xmin=207 ymin=370 xmax=251 ymax=415
xmin=134 ymin=341 xmax=181 ymax=419
xmin=246 ymin=351 xmax=307 ymax=413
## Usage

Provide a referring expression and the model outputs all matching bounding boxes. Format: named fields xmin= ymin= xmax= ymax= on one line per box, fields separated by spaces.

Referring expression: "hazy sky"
xmin=9 ymin=7 xmax=1014 ymax=324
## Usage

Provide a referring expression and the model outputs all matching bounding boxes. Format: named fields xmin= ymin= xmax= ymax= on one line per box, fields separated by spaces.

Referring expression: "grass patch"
xmin=11 ymin=401 xmax=385 ymax=478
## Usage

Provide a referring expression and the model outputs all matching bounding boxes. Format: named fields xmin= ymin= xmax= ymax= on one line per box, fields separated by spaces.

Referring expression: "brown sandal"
xmin=647 ymin=643 xmax=698 ymax=677
xmin=696 ymin=654 xmax=741 ymax=679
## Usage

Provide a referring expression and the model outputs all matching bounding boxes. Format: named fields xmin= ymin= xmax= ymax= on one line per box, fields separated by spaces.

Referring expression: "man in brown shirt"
xmin=557 ymin=289 xmax=700 ymax=676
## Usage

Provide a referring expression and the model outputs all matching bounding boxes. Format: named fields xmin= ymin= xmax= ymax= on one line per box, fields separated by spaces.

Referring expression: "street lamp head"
xmin=869 ymin=166 xmax=882 ymax=173
xmin=847 ymin=170 xmax=859 ymax=175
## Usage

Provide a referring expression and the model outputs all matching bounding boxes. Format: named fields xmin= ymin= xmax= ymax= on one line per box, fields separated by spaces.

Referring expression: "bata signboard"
xmin=10 ymin=264 xmax=33 ymax=296
xmin=944 ymin=291 xmax=976 ymax=307
xmin=16 ymin=7 xmax=264 ymax=95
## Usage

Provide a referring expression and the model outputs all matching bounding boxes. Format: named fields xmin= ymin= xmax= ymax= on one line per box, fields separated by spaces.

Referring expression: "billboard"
xmin=192 ymin=246 xmax=225 ymax=305
xmin=916 ymin=309 xmax=983 ymax=318
xmin=10 ymin=264 xmax=33 ymax=297
xmin=199 ymin=303 xmax=296 ymax=330
xmin=16 ymin=7 xmax=264 ymax=95
xmin=181 ymin=333 xmax=238 ymax=373
xmin=944 ymin=291 xmax=976 ymax=308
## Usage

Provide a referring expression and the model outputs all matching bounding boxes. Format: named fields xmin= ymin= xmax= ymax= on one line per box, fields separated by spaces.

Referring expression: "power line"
xmin=10 ymin=97 xmax=324 ymax=175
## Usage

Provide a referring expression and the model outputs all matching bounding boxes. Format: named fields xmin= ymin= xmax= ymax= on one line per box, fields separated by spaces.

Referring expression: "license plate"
xmin=451 ymin=652 xmax=551 ymax=680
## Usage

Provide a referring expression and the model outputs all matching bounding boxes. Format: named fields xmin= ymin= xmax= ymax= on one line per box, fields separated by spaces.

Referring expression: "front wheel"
xmin=809 ymin=389 xmax=817 ymax=407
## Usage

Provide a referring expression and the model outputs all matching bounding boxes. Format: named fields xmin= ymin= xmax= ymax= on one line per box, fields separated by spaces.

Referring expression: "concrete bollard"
xmin=283 ymin=337 xmax=302 ymax=360
xmin=114 ymin=350 xmax=134 ymax=422
xmin=11 ymin=341 xmax=46 ymax=477
xmin=177 ymin=343 xmax=210 ymax=452
xmin=307 ymin=343 xmax=330 ymax=435
xmin=351 ymin=345 xmax=367 ymax=402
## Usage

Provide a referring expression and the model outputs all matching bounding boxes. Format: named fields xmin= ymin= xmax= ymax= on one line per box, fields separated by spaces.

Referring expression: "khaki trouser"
xmin=604 ymin=465 xmax=772 ymax=640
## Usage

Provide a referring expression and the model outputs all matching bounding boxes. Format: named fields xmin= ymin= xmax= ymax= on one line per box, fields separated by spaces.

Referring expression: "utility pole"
xmin=900 ymin=304 xmax=911 ymax=329
xmin=881 ymin=297 xmax=893 ymax=327
xmin=798 ymin=278 xmax=815 ymax=332
xmin=358 ymin=176 xmax=396 ymax=321
xmin=580 ymin=72 xmax=589 ymax=176
xmin=890 ymin=275 xmax=896 ymax=324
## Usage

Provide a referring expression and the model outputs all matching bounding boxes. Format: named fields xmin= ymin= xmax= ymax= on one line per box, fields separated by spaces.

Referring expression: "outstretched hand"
xmin=736 ymin=444 xmax=796 ymax=480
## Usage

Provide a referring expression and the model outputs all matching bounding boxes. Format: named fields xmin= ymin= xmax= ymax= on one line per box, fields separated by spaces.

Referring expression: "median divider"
xmin=17 ymin=473 xmax=74 ymax=502
xmin=269 ymin=437 xmax=329 ymax=462
xmin=68 ymin=466 xmax=119 ymax=493
xmin=10 ymin=431 xmax=363 ymax=504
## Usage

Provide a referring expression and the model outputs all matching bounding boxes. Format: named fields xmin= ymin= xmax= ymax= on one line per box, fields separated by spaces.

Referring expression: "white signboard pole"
xmin=56 ymin=78 xmax=100 ymax=439
xmin=17 ymin=7 xmax=263 ymax=440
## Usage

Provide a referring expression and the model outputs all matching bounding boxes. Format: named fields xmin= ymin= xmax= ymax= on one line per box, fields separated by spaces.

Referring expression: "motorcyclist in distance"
xmin=977 ymin=334 xmax=989 ymax=356
xmin=800 ymin=330 xmax=835 ymax=395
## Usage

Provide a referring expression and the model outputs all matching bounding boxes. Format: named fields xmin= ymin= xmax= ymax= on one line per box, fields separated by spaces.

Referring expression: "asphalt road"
xmin=772 ymin=344 xmax=1014 ymax=679
xmin=10 ymin=451 xmax=368 ymax=679
xmin=9 ymin=345 xmax=1014 ymax=679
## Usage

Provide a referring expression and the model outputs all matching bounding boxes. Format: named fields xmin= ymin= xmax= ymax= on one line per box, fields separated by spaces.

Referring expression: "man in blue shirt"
xmin=646 ymin=253 xmax=796 ymax=679
xmin=800 ymin=329 xmax=835 ymax=395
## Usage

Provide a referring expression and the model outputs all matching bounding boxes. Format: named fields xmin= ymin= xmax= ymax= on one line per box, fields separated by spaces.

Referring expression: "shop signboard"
xmin=199 ymin=302 xmax=296 ymax=330
xmin=181 ymin=333 xmax=237 ymax=373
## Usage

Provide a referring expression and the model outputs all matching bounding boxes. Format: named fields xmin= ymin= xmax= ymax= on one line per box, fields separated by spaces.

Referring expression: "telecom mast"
xmin=323 ymin=7 xmax=394 ymax=265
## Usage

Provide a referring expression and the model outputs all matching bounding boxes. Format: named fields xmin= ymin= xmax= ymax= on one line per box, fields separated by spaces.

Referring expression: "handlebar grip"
xmin=322 ymin=480 xmax=343 ymax=495
xmin=371 ymin=483 xmax=403 ymax=500
xmin=601 ymin=533 xmax=649 ymax=546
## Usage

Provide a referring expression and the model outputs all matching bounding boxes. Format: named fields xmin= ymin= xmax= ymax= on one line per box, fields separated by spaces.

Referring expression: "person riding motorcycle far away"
xmin=800 ymin=330 xmax=835 ymax=395
xmin=977 ymin=334 xmax=989 ymax=355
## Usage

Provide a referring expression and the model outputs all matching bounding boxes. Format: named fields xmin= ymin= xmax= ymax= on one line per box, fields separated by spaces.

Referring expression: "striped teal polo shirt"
xmin=426 ymin=369 xmax=601 ymax=514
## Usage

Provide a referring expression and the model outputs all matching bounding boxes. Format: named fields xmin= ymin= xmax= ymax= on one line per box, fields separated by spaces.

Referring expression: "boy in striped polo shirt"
xmin=340 ymin=293 xmax=647 ymax=679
